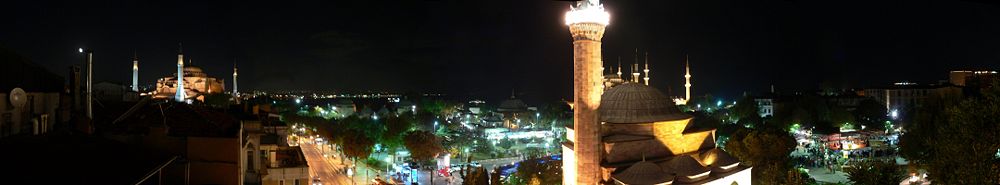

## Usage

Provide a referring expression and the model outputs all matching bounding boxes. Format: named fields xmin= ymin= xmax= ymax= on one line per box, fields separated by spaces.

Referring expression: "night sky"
xmin=3 ymin=0 xmax=999 ymax=103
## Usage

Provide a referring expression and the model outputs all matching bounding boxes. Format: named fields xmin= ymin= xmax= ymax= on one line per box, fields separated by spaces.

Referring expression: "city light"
xmin=890 ymin=109 xmax=899 ymax=119
xmin=78 ymin=48 xmax=84 ymax=53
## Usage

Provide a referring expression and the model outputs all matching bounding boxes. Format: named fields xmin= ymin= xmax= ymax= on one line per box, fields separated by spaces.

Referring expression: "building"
xmin=562 ymin=1 xmax=750 ymax=184
xmin=497 ymin=95 xmax=529 ymax=129
xmin=93 ymin=82 xmax=140 ymax=102
xmin=0 ymin=48 xmax=65 ymax=138
xmin=861 ymin=82 xmax=961 ymax=117
xmin=153 ymin=47 xmax=226 ymax=102
xmin=566 ymin=83 xmax=752 ymax=185
xmin=109 ymin=101 xmax=246 ymax=185
xmin=949 ymin=70 xmax=998 ymax=86
xmin=754 ymin=97 xmax=774 ymax=117
xmin=259 ymin=147 xmax=310 ymax=185
xmin=154 ymin=64 xmax=226 ymax=101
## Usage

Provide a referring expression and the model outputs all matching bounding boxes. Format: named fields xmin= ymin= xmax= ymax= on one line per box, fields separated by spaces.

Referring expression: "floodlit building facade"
xmin=562 ymin=1 xmax=751 ymax=184
xmin=154 ymin=65 xmax=226 ymax=102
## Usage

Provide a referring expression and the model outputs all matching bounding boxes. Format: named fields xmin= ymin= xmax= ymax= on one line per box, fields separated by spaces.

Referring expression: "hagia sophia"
xmin=561 ymin=0 xmax=752 ymax=184
xmin=149 ymin=45 xmax=233 ymax=102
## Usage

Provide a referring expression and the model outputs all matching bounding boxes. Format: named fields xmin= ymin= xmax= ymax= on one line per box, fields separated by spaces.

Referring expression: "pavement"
xmin=806 ymin=167 xmax=850 ymax=184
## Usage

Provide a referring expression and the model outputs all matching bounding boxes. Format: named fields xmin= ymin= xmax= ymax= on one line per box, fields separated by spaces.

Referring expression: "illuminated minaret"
xmin=132 ymin=52 xmax=139 ymax=92
xmin=232 ymin=61 xmax=239 ymax=104
xmin=564 ymin=0 xmax=608 ymax=184
xmin=643 ymin=52 xmax=650 ymax=85
xmin=684 ymin=55 xmax=692 ymax=102
xmin=631 ymin=49 xmax=640 ymax=83
xmin=175 ymin=43 xmax=186 ymax=102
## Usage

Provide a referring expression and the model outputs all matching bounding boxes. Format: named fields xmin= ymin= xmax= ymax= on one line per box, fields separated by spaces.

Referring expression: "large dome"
xmin=183 ymin=66 xmax=204 ymax=73
xmin=600 ymin=83 xmax=691 ymax=123
xmin=497 ymin=98 xmax=528 ymax=112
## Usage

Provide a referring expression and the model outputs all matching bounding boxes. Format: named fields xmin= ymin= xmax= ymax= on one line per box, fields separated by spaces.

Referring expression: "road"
xmin=300 ymin=142 xmax=353 ymax=185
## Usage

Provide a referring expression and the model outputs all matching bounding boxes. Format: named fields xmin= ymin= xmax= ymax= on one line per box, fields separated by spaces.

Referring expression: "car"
xmin=312 ymin=177 xmax=322 ymax=185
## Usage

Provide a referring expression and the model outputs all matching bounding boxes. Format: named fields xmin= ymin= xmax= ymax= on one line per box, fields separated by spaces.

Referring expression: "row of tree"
xmin=898 ymin=81 xmax=1000 ymax=184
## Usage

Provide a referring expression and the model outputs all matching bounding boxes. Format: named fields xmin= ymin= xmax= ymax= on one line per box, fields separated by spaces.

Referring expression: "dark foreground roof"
xmin=0 ymin=133 xmax=175 ymax=185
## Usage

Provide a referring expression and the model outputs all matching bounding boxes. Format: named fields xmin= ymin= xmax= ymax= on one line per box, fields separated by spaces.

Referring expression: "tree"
xmin=497 ymin=138 xmax=515 ymax=151
xmin=755 ymin=164 xmax=812 ymax=185
xmin=724 ymin=127 xmax=798 ymax=185
xmin=853 ymin=98 xmax=887 ymax=130
xmin=732 ymin=96 xmax=761 ymax=121
xmin=845 ymin=160 xmax=906 ymax=185
xmin=383 ymin=115 xmax=414 ymax=153
xmin=511 ymin=157 xmax=562 ymax=185
xmin=462 ymin=166 xmax=489 ymax=185
xmin=341 ymin=129 xmax=374 ymax=184
xmin=489 ymin=167 xmax=503 ymax=185
xmin=725 ymin=128 xmax=796 ymax=166
xmin=899 ymin=80 xmax=1000 ymax=184
xmin=403 ymin=130 xmax=444 ymax=184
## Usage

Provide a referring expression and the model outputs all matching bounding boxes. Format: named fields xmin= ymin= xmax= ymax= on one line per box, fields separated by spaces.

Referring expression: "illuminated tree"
xmin=403 ymin=130 xmax=444 ymax=185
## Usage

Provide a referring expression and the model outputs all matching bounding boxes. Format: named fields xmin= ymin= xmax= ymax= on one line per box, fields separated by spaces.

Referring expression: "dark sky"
xmin=3 ymin=0 xmax=999 ymax=103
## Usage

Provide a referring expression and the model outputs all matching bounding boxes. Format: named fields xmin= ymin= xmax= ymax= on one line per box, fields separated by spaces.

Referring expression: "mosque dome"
xmin=183 ymin=66 xmax=204 ymax=73
xmin=497 ymin=98 xmax=528 ymax=113
xmin=600 ymin=83 xmax=691 ymax=123
xmin=611 ymin=160 xmax=674 ymax=185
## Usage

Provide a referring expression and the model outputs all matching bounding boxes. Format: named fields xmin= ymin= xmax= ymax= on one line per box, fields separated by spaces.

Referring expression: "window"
xmin=279 ymin=180 xmax=283 ymax=185
xmin=294 ymin=179 xmax=300 ymax=185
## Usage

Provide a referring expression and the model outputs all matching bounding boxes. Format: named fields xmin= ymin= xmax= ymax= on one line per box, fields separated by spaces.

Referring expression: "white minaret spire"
xmin=132 ymin=51 xmax=139 ymax=92
xmin=643 ymin=52 xmax=650 ymax=86
xmin=631 ymin=49 xmax=640 ymax=83
xmin=233 ymin=60 xmax=239 ymax=104
xmin=684 ymin=54 xmax=692 ymax=102
xmin=175 ymin=43 xmax=186 ymax=102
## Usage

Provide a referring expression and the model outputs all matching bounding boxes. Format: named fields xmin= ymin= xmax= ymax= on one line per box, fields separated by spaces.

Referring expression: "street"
xmin=300 ymin=141 xmax=353 ymax=185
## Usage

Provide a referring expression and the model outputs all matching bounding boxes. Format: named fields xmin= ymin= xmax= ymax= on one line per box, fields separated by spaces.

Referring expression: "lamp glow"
xmin=565 ymin=0 xmax=610 ymax=26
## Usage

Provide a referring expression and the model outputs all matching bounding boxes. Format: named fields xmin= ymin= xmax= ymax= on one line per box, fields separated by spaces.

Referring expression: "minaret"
xmin=132 ymin=51 xmax=139 ymax=92
xmin=631 ymin=63 xmax=640 ymax=83
xmin=643 ymin=52 xmax=650 ymax=86
xmin=233 ymin=61 xmax=239 ymax=103
xmin=175 ymin=43 xmax=186 ymax=102
xmin=616 ymin=57 xmax=622 ymax=78
xmin=632 ymin=49 xmax=641 ymax=83
xmin=684 ymin=55 xmax=692 ymax=102
xmin=564 ymin=0 xmax=608 ymax=184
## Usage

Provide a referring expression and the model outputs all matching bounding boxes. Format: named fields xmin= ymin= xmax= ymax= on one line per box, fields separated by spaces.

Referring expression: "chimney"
xmin=69 ymin=65 xmax=81 ymax=111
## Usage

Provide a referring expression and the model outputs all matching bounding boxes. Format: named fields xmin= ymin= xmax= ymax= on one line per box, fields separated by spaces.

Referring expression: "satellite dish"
xmin=10 ymin=88 xmax=26 ymax=108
